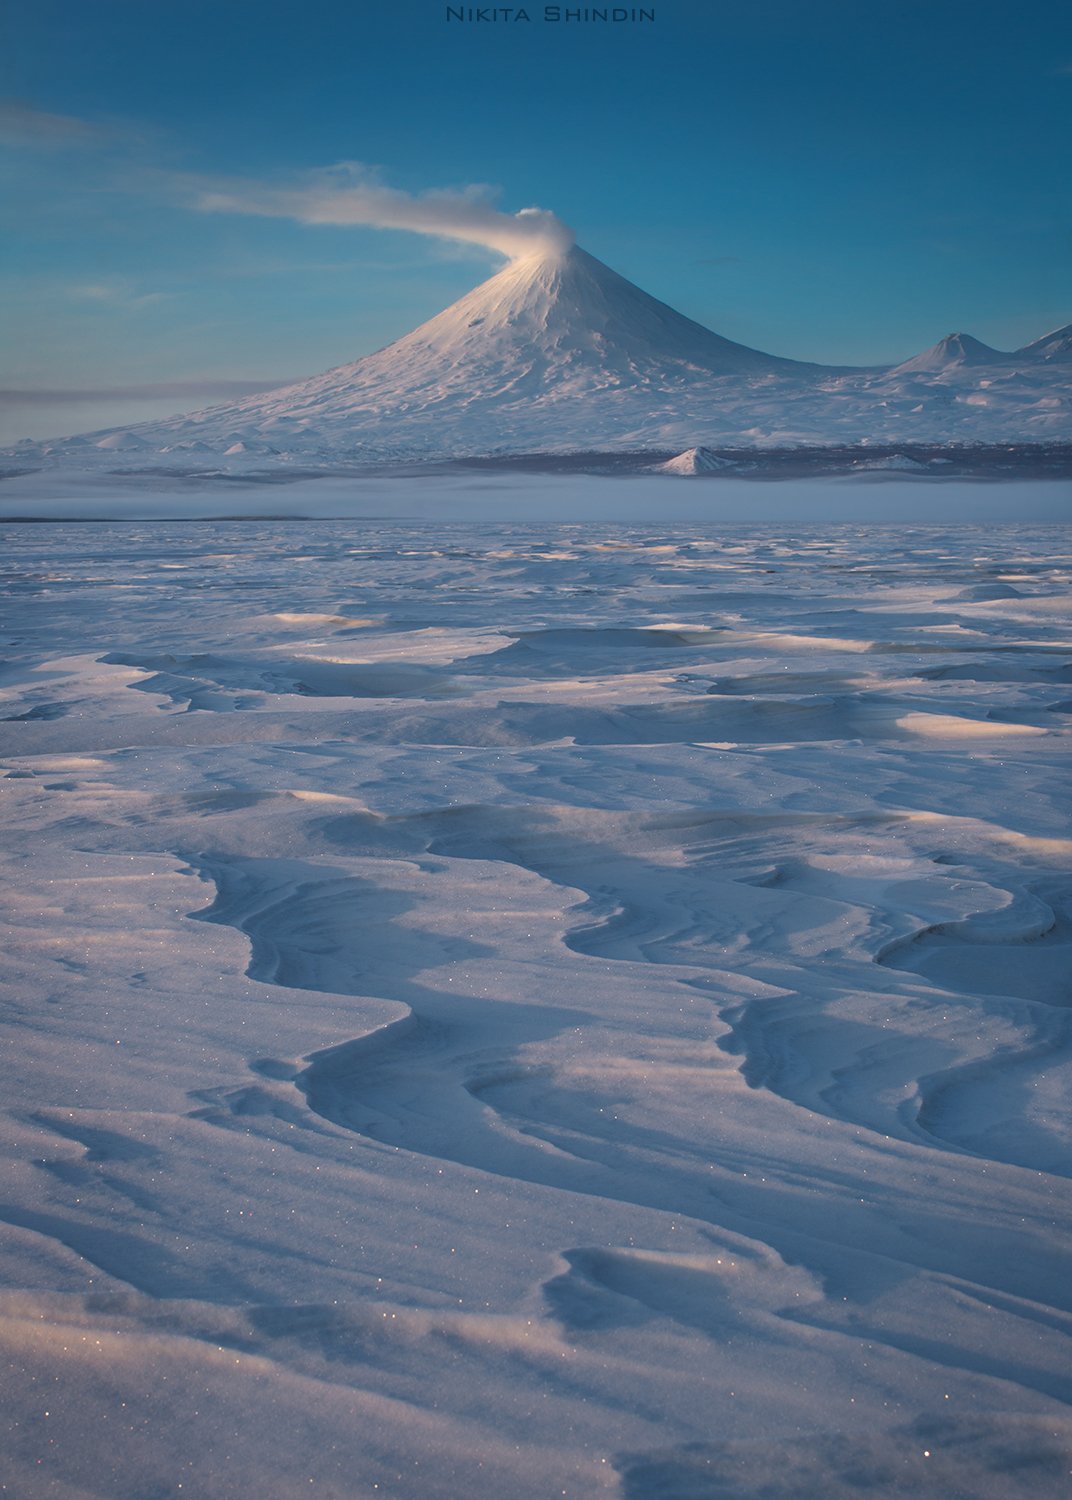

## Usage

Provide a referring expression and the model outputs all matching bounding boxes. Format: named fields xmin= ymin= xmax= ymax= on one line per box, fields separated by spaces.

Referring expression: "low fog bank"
xmin=0 ymin=469 xmax=1068 ymax=523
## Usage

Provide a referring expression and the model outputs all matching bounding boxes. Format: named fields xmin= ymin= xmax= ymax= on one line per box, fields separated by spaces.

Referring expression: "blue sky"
xmin=1 ymin=0 xmax=1069 ymax=441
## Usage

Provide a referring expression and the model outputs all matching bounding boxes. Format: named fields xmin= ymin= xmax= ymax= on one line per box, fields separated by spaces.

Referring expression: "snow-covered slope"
xmin=887 ymin=332 xmax=1009 ymax=375
xmin=330 ymin=243 xmax=805 ymax=389
xmin=1018 ymin=323 xmax=1072 ymax=362
xmin=9 ymin=246 xmax=1071 ymax=462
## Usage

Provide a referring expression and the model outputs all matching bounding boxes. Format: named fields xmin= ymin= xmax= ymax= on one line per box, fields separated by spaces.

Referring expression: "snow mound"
xmin=93 ymin=430 xmax=149 ymax=450
xmin=852 ymin=453 xmax=929 ymax=472
xmin=655 ymin=447 xmax=737 ymax=474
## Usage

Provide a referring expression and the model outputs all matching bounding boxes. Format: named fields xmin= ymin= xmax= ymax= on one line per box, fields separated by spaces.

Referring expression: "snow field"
xmin=1 ymin=515 xmax=1070 ymax=1498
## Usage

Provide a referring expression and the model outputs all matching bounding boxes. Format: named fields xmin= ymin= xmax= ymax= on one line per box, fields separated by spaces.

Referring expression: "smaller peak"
xmin=888 ymin=331 xmax=1007 ymax=375
xmin=655 ymin=446 xmax=737 ymax=475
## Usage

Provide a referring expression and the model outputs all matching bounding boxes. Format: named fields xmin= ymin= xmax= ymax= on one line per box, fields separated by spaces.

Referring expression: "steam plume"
xmin=193 ymin=163 xmax=574 ymax=260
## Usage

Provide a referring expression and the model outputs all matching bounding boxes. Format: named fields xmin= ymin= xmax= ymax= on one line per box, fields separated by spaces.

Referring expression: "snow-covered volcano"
xmin=90 ymin=245 xmax=819 ymax=458
xmin=887 ymin=332 xmax=1010 ymax=375
xmin=13 ymin=246 xmax=1072 ymax=461
xmin=336 ymin=243 xmax=808 ymax=391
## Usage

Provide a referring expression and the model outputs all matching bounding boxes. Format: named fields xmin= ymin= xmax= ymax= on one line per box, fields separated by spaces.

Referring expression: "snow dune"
xmin=0 ymin=516 xmax=1070 ymax=1498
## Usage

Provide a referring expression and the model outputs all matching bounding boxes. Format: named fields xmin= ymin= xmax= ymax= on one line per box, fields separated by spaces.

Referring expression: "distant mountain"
xmin=1017 ymin=324 xmax=1072 ymax=362
xmin=9 ymin=248 xmax=1071 ymax=461
xmin=888 ymin=332 xmax=1009 ymax=375
xmin=655 ymin=447 xmax=738 ymax=474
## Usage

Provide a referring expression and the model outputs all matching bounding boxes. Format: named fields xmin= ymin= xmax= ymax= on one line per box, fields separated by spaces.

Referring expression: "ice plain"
xmin=1 ymin=484 xmax=1071 ymax=1498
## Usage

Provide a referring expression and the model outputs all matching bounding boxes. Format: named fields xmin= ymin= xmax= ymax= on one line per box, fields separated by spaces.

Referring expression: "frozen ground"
xmin=1 ymin=502 xmax=1070 ymax=1498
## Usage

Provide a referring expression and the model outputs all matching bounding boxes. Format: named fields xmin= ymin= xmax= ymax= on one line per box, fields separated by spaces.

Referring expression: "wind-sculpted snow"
xmin=1 ymin=517 xmax=1071 ymax=1498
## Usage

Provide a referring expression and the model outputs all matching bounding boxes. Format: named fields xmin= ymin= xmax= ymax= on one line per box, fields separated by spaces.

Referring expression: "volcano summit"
xmin=12 ymin=246 xmax=1071 ymax=463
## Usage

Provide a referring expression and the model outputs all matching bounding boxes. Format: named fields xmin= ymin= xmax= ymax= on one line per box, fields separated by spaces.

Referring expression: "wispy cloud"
xmin=0 ymin=99 xmax=115 ymax=148
xmin=0 ymin=379 xmax=295 ymax=407
xmin=65 ymin=282 xmax=171 ymax=309
xmin=185 ymin=161 xmax=575 ymax=260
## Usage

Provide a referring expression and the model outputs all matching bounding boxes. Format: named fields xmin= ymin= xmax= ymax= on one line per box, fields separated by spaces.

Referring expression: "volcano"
xmin=15 ymin=245 xmax=1072 ymax=460
xmin=887 ymin=332 xmax=1010 ymax=375
xmin=91 ymin=245 xmax=822 ymax=459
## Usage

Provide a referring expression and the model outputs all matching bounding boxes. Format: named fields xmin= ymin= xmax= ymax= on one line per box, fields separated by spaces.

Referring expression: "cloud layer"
xmin=191 ymin=163 xmax=575 ymax=260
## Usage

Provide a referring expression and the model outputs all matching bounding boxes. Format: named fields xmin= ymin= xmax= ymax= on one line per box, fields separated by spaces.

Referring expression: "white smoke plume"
xmin=192 ymin=163 xmax=574 ymax=260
